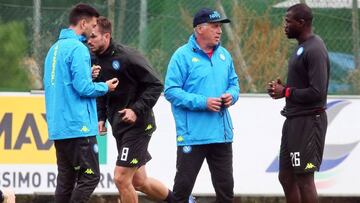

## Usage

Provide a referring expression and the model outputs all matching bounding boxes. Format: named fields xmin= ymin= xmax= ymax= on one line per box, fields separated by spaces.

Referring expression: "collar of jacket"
xmin=188 ymin=34 xmax=220 ymax=53
xmin=58 ymin=28 xmax=86 ymax=42
xmin=99 ymin=38 xmax=118 ymax=57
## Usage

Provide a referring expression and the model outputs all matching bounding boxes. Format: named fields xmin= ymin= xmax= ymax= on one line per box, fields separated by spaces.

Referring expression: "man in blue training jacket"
xmin=43 ymin=3 xmax=118 ymax=203
xmin=164 ymin=8 xmax=240 ymax=203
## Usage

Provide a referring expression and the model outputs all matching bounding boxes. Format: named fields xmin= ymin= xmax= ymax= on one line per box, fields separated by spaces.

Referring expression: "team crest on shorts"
xmin=183 ymin=146 xmax=192 ymax=153
xmin=112 ymin=60 xmax=120 ymax=70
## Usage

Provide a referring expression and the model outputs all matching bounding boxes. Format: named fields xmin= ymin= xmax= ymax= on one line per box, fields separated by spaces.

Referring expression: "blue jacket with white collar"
xmin=165 ymin=34 xmax=240 ymax=146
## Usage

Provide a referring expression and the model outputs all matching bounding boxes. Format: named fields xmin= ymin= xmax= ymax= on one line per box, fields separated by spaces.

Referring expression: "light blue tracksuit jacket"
xmin=43 ymin=28 xmax=108 ymax=140
xmin=165 ymin=34 xmax=240 ymax=146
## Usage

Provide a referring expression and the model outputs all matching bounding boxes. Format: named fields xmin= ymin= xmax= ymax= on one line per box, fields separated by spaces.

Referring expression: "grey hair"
xmin=193 ymin=23 xmax=208 ymax=37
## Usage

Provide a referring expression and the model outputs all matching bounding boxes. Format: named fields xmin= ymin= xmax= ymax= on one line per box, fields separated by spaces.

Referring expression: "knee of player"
xmin=297 ymin=181 xmax=314 ymax=192
xmin=278 ymin=172 xmax=291 ymax=186
xmin=113 ymin=174 xmax=132 ymax=189
xmin=113 ymin=174 xmax=123 ymax=185
xmin=132 ymin=177 xmax=147 ymax=192
xmin=90 ymin=173 xmax=101 ymax=185
xmin=296 ymin=174 xmax=315 ymax=190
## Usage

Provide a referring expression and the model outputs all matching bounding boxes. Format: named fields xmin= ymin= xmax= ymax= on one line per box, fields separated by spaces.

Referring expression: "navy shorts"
xmin=279 ymin=112 xmax=327 ymax=173
xmin=115 ymin=131 xmax=152 ymax=167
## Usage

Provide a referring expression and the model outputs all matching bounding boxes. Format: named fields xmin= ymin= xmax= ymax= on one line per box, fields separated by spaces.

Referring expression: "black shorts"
xmin=115 ymin=131 xmax=152 ymax=167
xmin=279 ymin=112 xmax=327 ymax=174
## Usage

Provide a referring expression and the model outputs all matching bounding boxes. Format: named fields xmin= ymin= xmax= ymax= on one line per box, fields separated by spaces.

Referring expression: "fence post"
xmin=116 ymin=0 xmax=127 ymax=42
xmin=216 ymin=0 xmax=257 ymax=92
xmin=107 ymin=0 xmax=115 ymax=34
xmin=33 ymin=0 xmax=41 ymax=65
xmin=139 ymin=0 xmax=147 ymax=53
xmin=352 ymin=0 xmax=360 ymax=69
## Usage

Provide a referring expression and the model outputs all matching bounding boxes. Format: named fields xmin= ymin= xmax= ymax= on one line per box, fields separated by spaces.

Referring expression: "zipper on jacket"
xmin=222 ymin=109 xmax=233 ymax=142
xmin=220 ymin=109 xmax=227 ymax=141
xmin=200 ymin=49 xmax=213 ymax=67
xmin=208 ymin=53 xmax=213 ymax=67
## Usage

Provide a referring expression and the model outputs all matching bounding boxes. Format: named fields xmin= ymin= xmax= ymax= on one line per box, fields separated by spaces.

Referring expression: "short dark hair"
xmin=96 ymin=16 xmax=112 ymax=35
xmin=287 ymin=3 xmax=313 ymax=25
xmin=69 ymin=3 xmax=99 ymax=25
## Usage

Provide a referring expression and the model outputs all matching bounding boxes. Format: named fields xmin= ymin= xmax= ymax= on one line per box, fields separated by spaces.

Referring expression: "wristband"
xmin=285 ymin=87 xmax=291 ymax=98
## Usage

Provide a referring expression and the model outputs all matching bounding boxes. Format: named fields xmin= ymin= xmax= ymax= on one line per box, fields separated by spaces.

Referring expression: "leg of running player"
xmin=133 ymin=165 xmax=173 ymax=202
xmin=114 ymin=166 xmax=138 ymax=203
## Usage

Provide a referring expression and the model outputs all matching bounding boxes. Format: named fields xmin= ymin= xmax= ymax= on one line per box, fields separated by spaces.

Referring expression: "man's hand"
xmin=106 ymin=78 xmax=119 ymax=91
xmin=98 ymin=120 xmax=107 ymax=136
xmin=92 ymin=65 xmax=101 ymax=80
xmin=207 ymin=98 xmax=222 ymax=112
xmin=1 ymin=187 xmax=15 ymax=203
xmin=221 ymin=93 xmax=233 ymax=108
xmin=267 ymin=78 xmax=285 ymax=99
xmin=119 ymin=109 xmax=137 ymax=124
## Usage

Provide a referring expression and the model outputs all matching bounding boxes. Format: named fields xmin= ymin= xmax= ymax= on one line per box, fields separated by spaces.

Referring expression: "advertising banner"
xmin=0 ymin=93 xmax=359 ymax=196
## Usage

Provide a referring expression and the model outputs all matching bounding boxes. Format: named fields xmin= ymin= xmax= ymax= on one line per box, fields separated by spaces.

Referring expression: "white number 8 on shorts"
xmin=121 ymin=147 xmax=129 ymax=161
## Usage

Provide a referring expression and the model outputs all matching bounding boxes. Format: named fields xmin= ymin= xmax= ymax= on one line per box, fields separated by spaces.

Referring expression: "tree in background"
xmin=227 ymin=4 xmax=289 ymax=93
xmin=0 ymin=21 xmax=30 ymax=91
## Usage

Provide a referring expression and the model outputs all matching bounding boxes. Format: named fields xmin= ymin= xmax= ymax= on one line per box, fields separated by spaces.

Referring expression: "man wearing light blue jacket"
xmin=43 ymin=4 xmax=118 ymax=203
xmin=165 ymin=8 xmax=240 ymax=203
